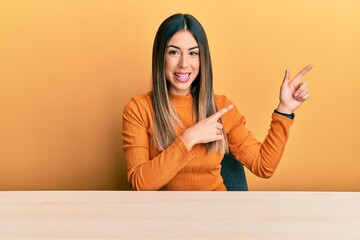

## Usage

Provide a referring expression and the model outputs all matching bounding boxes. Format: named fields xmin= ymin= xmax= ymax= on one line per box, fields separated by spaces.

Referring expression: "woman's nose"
xmin=178 ymin=55 xmax=188 ymax=68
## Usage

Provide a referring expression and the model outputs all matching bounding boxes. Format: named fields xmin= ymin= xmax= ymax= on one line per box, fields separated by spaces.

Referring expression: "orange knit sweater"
xmin=122 ymin=92 xmax=293 ymax=191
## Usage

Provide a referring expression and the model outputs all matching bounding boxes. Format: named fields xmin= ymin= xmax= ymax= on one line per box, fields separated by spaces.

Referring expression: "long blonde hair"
xmin=151 ymin=13 xmax=228 ymax=154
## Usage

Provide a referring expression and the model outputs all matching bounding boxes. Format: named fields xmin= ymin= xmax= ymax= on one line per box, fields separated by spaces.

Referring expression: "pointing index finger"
xmin=292 ymin=64 xmax=313 ymax=85
xmin=212 ymin=105 xmax=233 ymax=120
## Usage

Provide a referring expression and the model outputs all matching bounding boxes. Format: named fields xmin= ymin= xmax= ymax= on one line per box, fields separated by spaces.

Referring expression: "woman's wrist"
xmin=180 ymin=131 xmax=194 ymax=151
xmin=274 ymin=109 xmax=295 ymax=119
xmin=276 ymin=104 xmax=293 ymax=115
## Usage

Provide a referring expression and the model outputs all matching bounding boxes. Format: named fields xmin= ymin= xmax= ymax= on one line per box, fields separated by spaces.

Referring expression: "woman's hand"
xmin=181 ymin=105 xmax=233 ymax=151
xmin=276 ymin=64 xmax=313 ymax=114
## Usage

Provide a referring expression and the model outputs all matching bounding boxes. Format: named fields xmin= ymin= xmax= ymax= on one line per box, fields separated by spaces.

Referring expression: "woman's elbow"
xmin=256 ymin=167 xmax=275 ymax=179
xmin=261 ymin=171 xmax=274 ymax=179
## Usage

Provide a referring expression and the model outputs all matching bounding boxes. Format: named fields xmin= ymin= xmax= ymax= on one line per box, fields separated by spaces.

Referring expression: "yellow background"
xmin=1 ymin=0 xmax=359 ymax=191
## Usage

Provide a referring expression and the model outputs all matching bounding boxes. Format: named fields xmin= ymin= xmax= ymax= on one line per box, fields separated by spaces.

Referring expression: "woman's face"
xmin=165 ymin=30 xmax=200 ymax=96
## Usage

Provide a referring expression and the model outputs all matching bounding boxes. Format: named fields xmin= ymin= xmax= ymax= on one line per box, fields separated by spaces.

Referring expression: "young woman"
xmin=122 ymin=13 xmax=312 ymax=191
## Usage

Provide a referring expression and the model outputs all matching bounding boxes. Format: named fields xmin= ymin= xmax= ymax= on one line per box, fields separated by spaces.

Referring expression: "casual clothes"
xmin=122 ymin=92 xmax=293 ymax=191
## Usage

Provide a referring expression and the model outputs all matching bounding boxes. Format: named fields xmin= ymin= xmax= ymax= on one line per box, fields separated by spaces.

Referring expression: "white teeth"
xmin=175 ymin=73 xmax=190 ymax=78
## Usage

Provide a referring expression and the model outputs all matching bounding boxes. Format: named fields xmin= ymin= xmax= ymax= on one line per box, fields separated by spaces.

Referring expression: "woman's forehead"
xmin=168 ymin=30 xmax=198 ymax=48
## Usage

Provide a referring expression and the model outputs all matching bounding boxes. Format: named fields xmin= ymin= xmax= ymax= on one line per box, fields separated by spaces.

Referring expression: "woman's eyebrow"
xmin=167 ymin=45 xmax=199 ymax=50
xmin=189 ymin=46 xmax=199 ymax=50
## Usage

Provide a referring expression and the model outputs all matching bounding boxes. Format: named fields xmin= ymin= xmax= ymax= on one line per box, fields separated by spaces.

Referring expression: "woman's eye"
xmin=169 ymin=50 xmax=179 ymax=55
xmin=189 ymin=51 xmax=199 ymax=56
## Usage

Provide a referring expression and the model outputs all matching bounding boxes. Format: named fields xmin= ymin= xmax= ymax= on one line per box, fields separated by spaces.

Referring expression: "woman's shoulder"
xmin=214 ymin=94 xmax=246 ymax=130
xmin=123 ymin=91 xmax=153 ymax=114
xmin=129 ymin=91 xmax=152 ymax=102
xmin=127 ymin=91 xmax=152 ymax=105
xmin=214 ymin=94 xmax=235 ymax=108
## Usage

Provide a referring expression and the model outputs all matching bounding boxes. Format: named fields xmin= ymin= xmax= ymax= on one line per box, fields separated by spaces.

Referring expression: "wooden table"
xmin=0 ymin=191 xmax=359 ymax=239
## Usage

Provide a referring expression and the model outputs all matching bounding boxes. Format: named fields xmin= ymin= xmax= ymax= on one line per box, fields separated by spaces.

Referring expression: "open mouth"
xmin=174 ymin=72 xmax=191 ymax=82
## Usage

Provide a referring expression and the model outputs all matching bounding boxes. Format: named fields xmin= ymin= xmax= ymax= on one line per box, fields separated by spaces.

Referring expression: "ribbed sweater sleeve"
xmin=122 ymin=95 xmax=194 ymax=190
xmin=217 ymin=95 xmax=293 ymax=178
